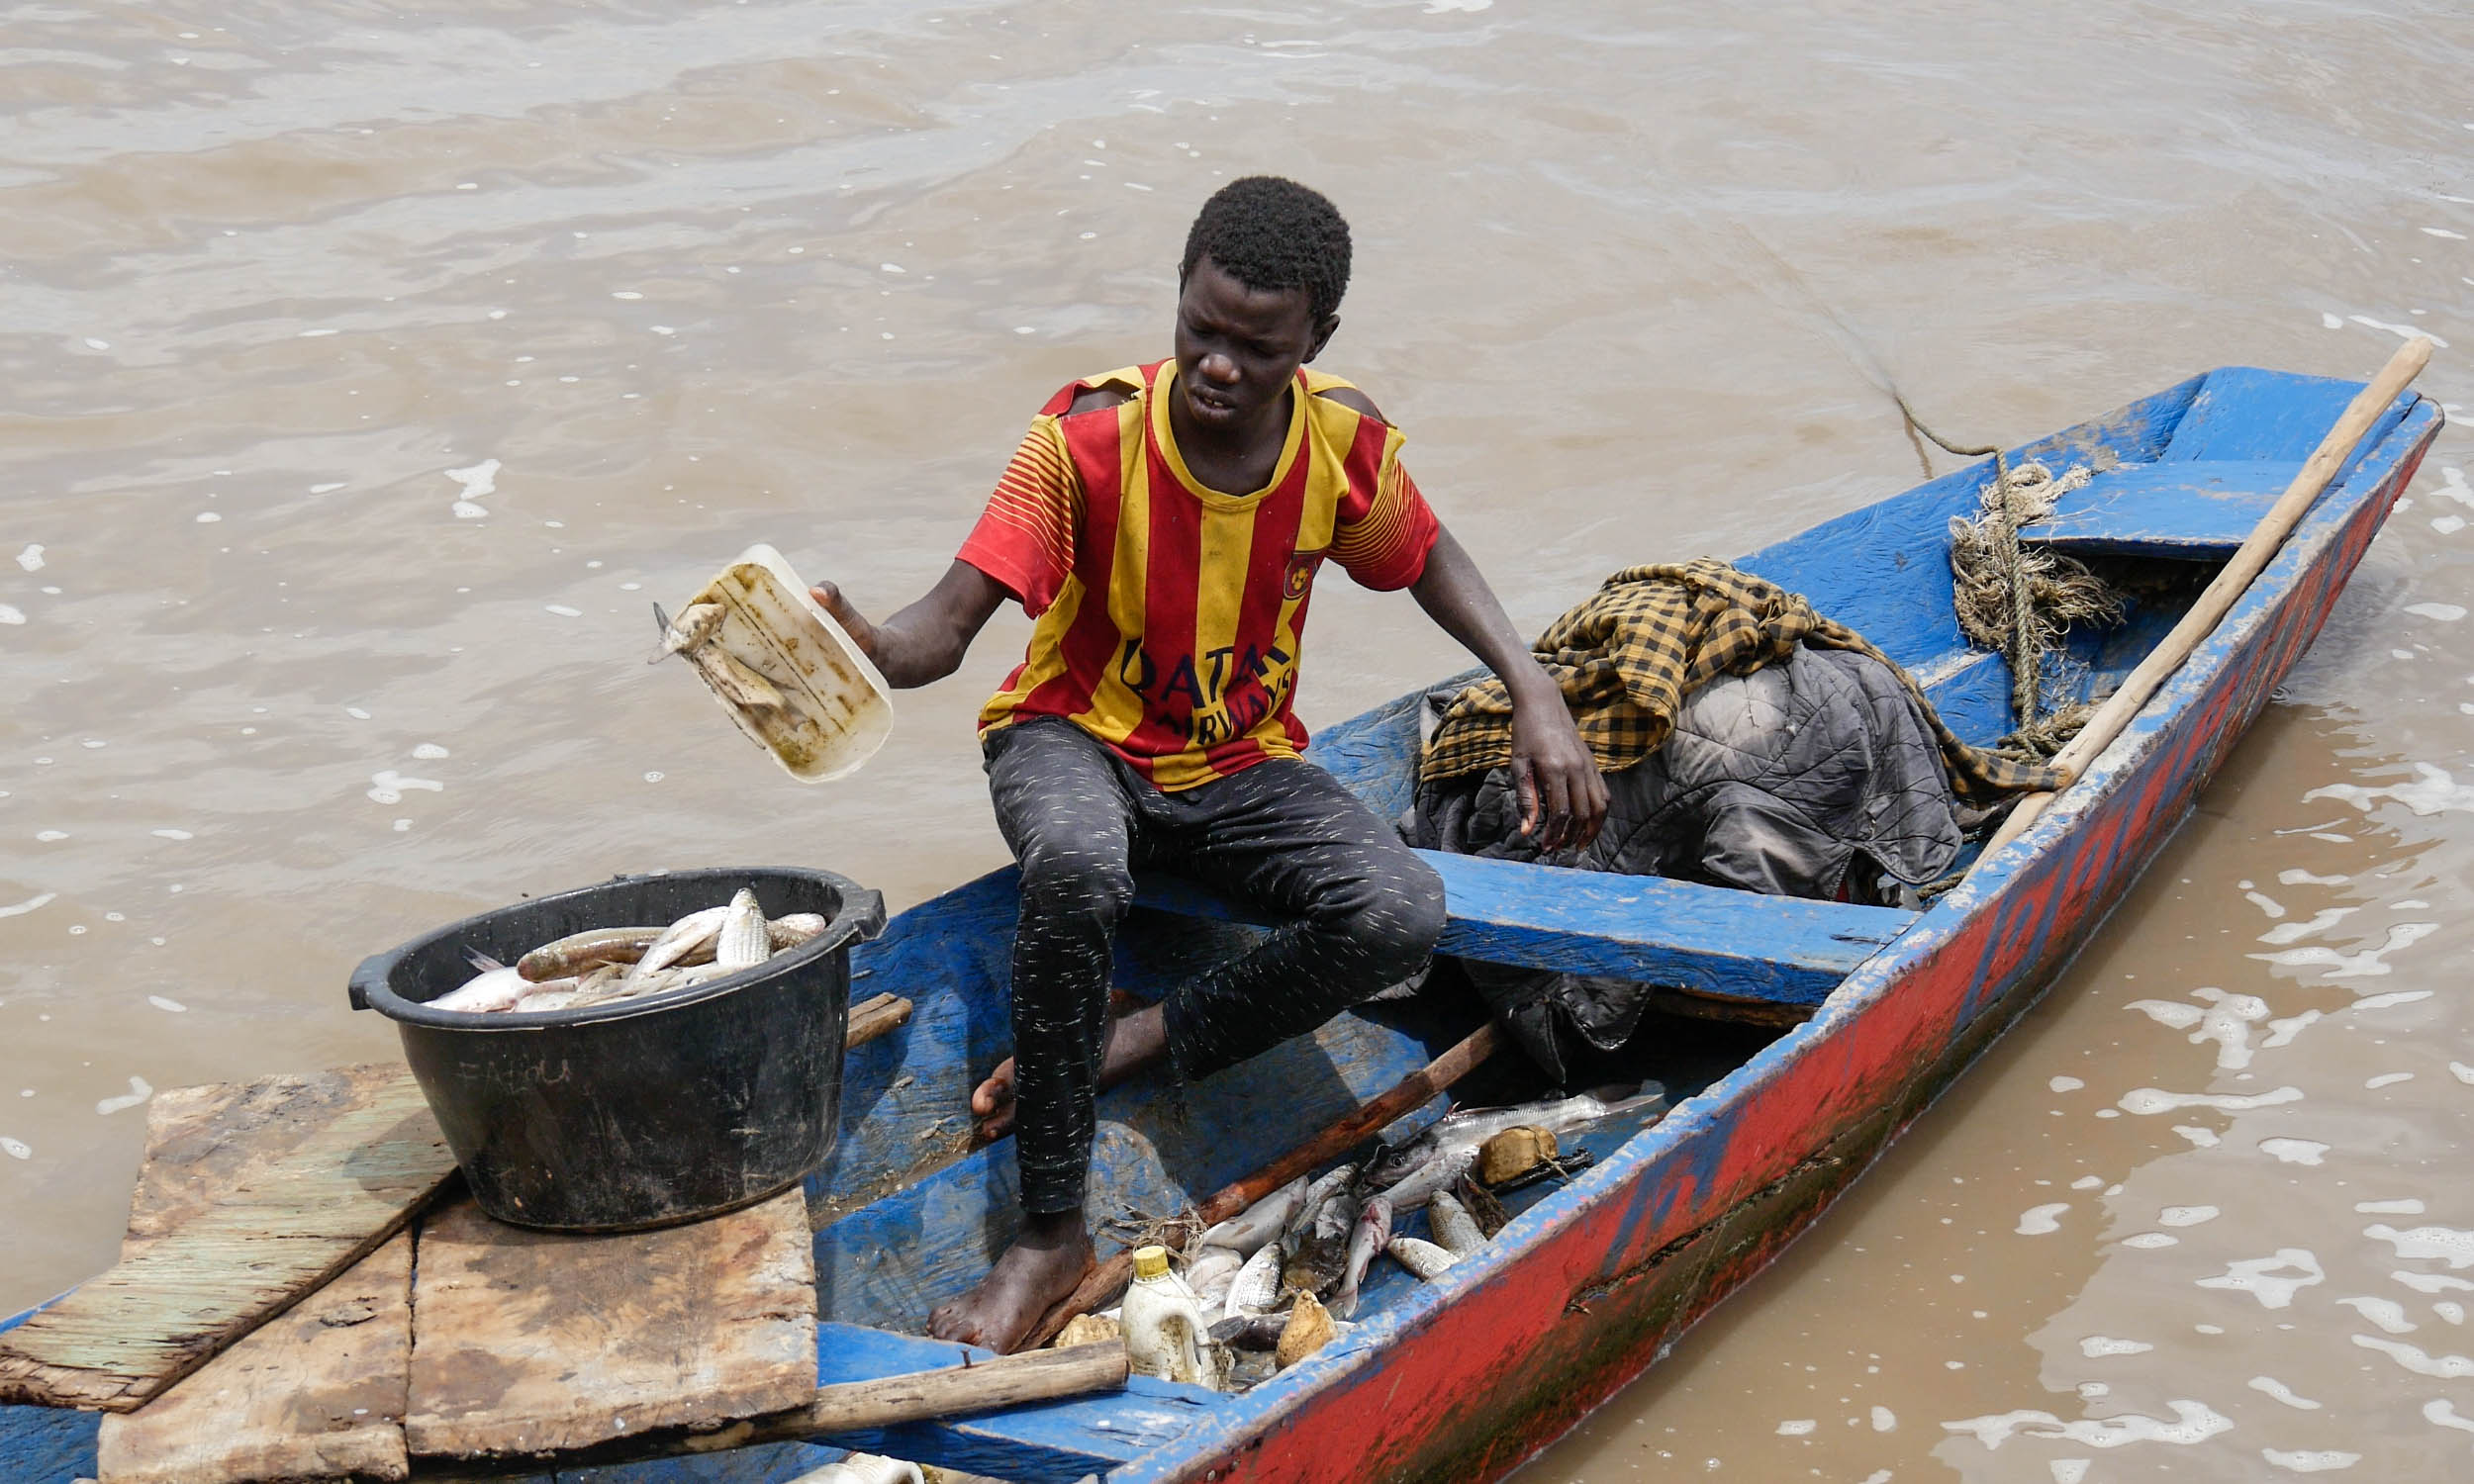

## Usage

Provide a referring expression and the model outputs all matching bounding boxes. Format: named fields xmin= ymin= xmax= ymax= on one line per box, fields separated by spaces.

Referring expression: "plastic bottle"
xmin=1121 ymin=1246 xmax=1221 ymax=1391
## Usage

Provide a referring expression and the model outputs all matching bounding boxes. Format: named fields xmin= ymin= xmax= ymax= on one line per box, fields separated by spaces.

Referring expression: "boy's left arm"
xmin=1408 ymin=526 xmax=1607 ymax=851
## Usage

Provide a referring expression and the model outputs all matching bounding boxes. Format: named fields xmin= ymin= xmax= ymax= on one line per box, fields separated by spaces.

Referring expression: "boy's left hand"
xmin=1508 ymin=697 xmax=1606 ymax=853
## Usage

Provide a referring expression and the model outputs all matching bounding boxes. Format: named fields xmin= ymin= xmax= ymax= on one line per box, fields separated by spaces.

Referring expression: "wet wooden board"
xmin=0 ymin=1065 xmax=454 ymax=1413
xmin=96 ymin=1074 xmax=426 ymax=1482
xmin=404 ymin=1188 xmax=816 ymax=1459
xmin=2020 ymin=459 xmax=2296 ymax=555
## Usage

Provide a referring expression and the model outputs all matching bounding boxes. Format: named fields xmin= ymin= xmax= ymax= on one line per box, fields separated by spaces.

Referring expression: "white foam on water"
xmin=2259 ymin=1139 xmax=2330 ymax=1165
xmin=2123 ymin=1232 xmax=2180 ymax=1249
xmin=2438 ymin=466 xmax=2473 ymax=508
xmin=14 ymin=544 xmax=42 ymax=572
xmin=150 ymin=828 xmax=192 ymax=841
xmin=195 ymin=510 xmax=221 ymax=523
xmin=367 ymin=770 xmax=444 ymax=804
xmin=95 ymin=1075 xmax=152 ymax=1115
xmin=1942 ymin=1400 xmax=2233 ymax=1450
xmin=2262 ymin=1010 xmax=2322 ymax=1049
xmin=2050 ymin=1075 xmax=2085 ymax=1092
xmin=2321 ymin=313 xmax=2346 ymax=330
xmin=2254 ymin=921 xmax=2438 ymax=977
xmin=2248 ymin=1375 xmax=2322 ymax=1410
xmin=311 ymin=482 xmax=346 ymax=494
xmin=2309 ymin=763 xmax=2474 ymax=816
xmin=2336 ymin=1295 xmax=2416 ymax=1333
xmin=2349 ymin=990 xmax=2431 ymax=1010
xmin=2050 ymin=1463 xmax=2089 ymax=1484
xmin=2365 ymin=1224 xmax=2474 ymax=1267
xmin=412 ymin=743 xmax=450 ymax=760
xmin=2197 ymin=1249 xmax=2325 ymax=1308
xmin=1870 ymin=1405 xmax=1895 ymax=1432
xmin=2072 ymin=1174 xmax=2106 ymax=1189
xmin=446 ymin=458 xmax=500 ymax=518
xmin=2351 ymin=1334 xmax=2474 ymax=1377
xmin=2406 ymin=602 xmax=2468 ymax=620
xmin=2453 ymin=1063 xmax=2474 ymax=1085
xmin=2425 ymin=227 xmax=2470 ymax=239
xmin=0 ymin=892 xmax=55 ymax=919
xmin=1424 ymin=0 xmax=1493 ymax=12
xmin=2437 ymin=515 xmax=2467 ymax=534
xmin=0 ymin=603 xmax=24 ymax=624
xmin=544 ymin=604 xmax=582 ymax=617
xmin=2427 ymin=1399 xmax=2474 ymax=1436
xmin=2119 ymin=1086 xmax=2303 ymax=1115
xmin=2278 ymin=869 xmax=2348 ymax=885
xmin=2347 ymin=314 xmax=2449 ymax=347
xmin=2259 ymin=907 xmax=2352 ymax=946
xmin=0 ymin=1137 xmax=27 ymax=1159
xmin=2172 ymin=1125 xmax=2223 ymax=1148
xmin=612 ymin=290 xmax=643 ymax=299
xmin=36 ymin=830 xmax=68 ymax=843
xmin=2162 ymin=1205 xmax=2220 ymax=1228
xmin=2018 ymin=1203 xmax=2070 ymax=1235
xmin=2263 ymin=1448 xmax=2359 ymax=1472
xmin=2128 ymin=999 xmax=2204 ymax=1029
xmin=146 ymin=995 xmax=184 ymax=1013
xmin=2366 ymin=1071 xmax=2416 ymax=1089
xmin=2079 ymin=1335 xmax=2152 ymax=1356
xmin=2438 ymin=1301 xmax=2467 ymax=1324
xmin=1775 ymin=1419 xmax=1815 ymax=1436
xmin=2358 ymin=1199 xmax=2426 ymax=1215
xmin=2398 ymin=1270 xmax=2474 ymax=1293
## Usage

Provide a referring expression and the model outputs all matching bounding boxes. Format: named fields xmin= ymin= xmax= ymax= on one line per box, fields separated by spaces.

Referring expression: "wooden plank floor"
xmin=0 ymin=1065 xmax=454 ymax=1413
xmin=96 ymin=1074 xmax=427 ymax=1482
xmin=404 ymin=1188 xmax=817 ymax=1460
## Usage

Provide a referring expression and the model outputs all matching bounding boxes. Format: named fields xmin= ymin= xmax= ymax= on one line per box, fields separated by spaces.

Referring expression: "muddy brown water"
xmin=4 ymin=1 xmax=2471 ymax=1478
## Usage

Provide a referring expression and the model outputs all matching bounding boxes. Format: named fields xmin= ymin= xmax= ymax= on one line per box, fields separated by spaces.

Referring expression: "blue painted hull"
xmin=2 ymin=366 xmax=2437 ymax=1484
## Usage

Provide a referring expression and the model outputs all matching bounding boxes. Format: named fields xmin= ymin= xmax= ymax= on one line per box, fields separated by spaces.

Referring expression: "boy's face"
xmin=1172 ymin=255 xmax=1338 ymax=437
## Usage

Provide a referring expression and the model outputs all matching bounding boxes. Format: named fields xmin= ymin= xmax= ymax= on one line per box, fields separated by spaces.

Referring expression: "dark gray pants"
xmin=985 ymin=718 xmax=1446 ymax=1215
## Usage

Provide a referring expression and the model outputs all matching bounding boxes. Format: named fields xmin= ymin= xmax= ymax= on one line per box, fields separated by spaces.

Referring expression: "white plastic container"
xmin=666 ymin=543 xmax=894 ymax=783
xmin=1122 ymin=1246 xmax=1221 ymax=1391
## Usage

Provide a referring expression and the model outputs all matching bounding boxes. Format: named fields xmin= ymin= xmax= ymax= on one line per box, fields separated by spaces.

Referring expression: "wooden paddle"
xmin=1015 ymin=1021 xmax=1504 ymax=1352
xmin=1982 ymin=336 xmax=2433 ymax=857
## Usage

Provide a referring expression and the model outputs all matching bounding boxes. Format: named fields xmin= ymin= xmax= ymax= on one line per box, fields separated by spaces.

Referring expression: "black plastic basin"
xmin=349 ymin=867 xmax=884 ymax=1232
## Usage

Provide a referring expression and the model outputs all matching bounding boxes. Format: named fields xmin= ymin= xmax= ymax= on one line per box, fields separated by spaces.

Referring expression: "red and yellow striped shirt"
xmin=957 ymin=359 xmax=1441 ymax=790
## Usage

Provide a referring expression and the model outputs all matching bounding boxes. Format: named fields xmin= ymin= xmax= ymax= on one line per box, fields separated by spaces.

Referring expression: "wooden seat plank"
xmin=0 ymin=1065 xmax=455 ymax=1413
xmin=1136 ymin=850 xmax=1916 ymax=1006
xmin=2019 ymin=459 xmax=2302 ymax=556
xmin=404 ymin=1189 xmax=816 ymax=1460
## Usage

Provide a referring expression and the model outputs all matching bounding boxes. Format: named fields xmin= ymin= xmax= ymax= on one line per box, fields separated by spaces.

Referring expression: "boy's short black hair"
xmin=1179 ymin=176 xmax=1352 ymax=324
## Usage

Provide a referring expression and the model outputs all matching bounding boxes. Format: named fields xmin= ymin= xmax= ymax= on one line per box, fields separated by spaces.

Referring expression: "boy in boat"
xmin=812 ymin=176 xmax=1604 ymax=1351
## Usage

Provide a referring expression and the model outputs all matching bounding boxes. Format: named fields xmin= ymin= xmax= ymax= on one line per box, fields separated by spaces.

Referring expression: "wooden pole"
xmin=1981 ymin=337 xmax=2432 ymax=858
xmin=1015 ymin=1021 xmax=1503 ymax=1352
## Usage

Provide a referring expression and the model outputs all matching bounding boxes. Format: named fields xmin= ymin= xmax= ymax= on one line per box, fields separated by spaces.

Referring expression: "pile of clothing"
xmin=1407 ymin=560 xmax=2061 ymax=1080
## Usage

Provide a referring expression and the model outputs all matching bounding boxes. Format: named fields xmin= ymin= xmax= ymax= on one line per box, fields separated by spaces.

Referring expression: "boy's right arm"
xmin=810 ymin=560 xmax=1008 ymax=690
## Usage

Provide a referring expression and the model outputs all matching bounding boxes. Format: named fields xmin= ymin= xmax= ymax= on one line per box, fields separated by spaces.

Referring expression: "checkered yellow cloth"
xmin=1418 ymin=559 xmax=2065 ymax=802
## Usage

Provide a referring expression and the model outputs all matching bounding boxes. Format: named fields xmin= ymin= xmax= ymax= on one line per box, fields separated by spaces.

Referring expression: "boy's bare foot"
xmin=926 ymin=1210 xmax=1094 ymax=1352
xmin=972 ymin=1002 xmax=1170 ymax=1141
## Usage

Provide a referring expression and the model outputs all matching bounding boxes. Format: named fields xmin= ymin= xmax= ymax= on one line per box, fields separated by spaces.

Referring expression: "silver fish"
xmin=626 ymin=904 xmax=732 ymax=984
xmin=1223 ymin=1242 xmax=1285 ymax=1320
xmin=1283 ymin=1188 xmax=1360 ymax=1300
xmin=1377 ymin=1090 xmax=1665 ymax=1210
xmin=768 ymin=912 xmax=829 ymax=948
xmin=1386 ymin=1236 xmax=1458 ymax=1281
xmin=1429 ymin=1189 xmax=1485 ymax=1257
xmin=431 ymin=965 xmax=530 ymax=1013
xmin=1199 ymin=1174 xmax=1308 ymax=1255
xmin=1284 ymin=1164 xmax=1361 ymax=1244
xmin=517 ymin=925 xmax=663 ymax=981
xmin=1329 ymin=1196 xmax=1393 ymax=1319
xmin=652 ymin=600 xmax=726 ymax=660
xmin=1185 ymin=1246 xmax=1245 ymax=1314
xmin=716 ymin=887 xmax=770 ymax=971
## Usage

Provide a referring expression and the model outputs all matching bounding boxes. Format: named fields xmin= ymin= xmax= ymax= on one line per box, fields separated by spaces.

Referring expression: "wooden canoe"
xmin=1 ymin=363 xmax=2438 ymax=1484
